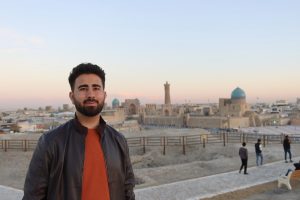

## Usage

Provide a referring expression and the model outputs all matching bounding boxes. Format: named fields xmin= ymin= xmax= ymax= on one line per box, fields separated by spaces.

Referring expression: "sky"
xmin=0 ymin=0 xmax=300 ymax=110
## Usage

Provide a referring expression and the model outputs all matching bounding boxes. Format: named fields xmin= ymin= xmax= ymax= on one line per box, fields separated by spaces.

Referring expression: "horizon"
xmin=1 ymin=1 xmax=300 ymax=110
xmin=0 ymin=94 xmax=298 ymax=112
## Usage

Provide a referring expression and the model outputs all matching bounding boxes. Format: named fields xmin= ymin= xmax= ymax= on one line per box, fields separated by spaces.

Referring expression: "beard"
xmin=73 ymin=98 xmax=104 ymax=117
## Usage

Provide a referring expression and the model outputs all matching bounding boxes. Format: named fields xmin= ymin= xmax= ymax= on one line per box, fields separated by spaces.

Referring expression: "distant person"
xmin=283 ymin=135 xmax=293 ymax=163
xmin=23 ymin=63 xmax=135 ymax=200
xmin=255 ymin=138 xmax=263 ymax=166
xmin=239 ymin=142 xmax=248 ymax=175
xmin=284 ymin=160 xmax=300 ymax=176
xmin=294 ymin=160 xmax=300 ymax=170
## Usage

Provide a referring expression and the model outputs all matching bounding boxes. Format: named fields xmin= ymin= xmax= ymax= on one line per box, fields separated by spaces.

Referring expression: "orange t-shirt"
xmin=82 ymin=129 xmax=110 ymax=200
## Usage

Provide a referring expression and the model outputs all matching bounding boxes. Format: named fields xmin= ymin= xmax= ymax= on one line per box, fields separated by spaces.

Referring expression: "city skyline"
xmin=1 ymin=1 xmax=300 ymax=110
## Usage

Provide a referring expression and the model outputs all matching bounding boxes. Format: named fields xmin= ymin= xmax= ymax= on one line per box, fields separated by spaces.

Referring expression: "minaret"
xmin=164 ymin=81 xmax=171 ymax=105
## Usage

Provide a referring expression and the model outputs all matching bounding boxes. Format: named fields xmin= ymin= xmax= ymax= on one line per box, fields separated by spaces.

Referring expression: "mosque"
xmin=139 ymin=82 xmax=251 ymax=128
xmin=219 ymin=87 xmax=249 ymax=117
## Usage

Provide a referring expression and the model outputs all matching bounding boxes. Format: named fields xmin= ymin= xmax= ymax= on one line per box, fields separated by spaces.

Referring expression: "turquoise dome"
xmin=231 ymin=87 xmax=246 ymax=99
xmin=112 ymin=98 xmax=120 ymax=107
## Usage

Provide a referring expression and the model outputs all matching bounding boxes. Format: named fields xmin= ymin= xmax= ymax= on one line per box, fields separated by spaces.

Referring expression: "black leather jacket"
xmin=23 ymin=116 xmax=135 ymax=200
xmin=283 ymin=138 xmax=291 ymax=150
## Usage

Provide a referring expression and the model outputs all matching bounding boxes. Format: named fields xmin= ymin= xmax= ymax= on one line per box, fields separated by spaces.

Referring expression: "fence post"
xmin=163 ymin=136 xmax=166 ymax=155
xmin=23 ymin=140 xmax=27 ymax=152
xmin=220 ymin=131 xmax=222 ymax=140
xmin=223 ymin=132 xmax=226 ymax=146
xmin=182 ymin=136 xmax=186 ymax=155
xmin=4 ymin=140 xmax=7 ymax=152
xmin=143 ymin=137 xmax=146 ymax=154
xmin=226 ymin=132 xmax=229 ymax=144
xmin=263 ymin=135 xmax=266 ymax=147
xmin=200 ymin=135 xmax=202 ymax=145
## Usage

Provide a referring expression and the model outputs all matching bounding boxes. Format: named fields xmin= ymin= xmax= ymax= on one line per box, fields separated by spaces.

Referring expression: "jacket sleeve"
xmin=124 ymin=140 xmax=135 ymax=200
xmin=23 ymin=135 xmax=51 ymax=200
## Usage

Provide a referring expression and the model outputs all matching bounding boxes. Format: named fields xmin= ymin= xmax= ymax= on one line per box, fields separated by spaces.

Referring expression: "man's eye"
xmin=79 ymin=88 xmax=88 ymax=91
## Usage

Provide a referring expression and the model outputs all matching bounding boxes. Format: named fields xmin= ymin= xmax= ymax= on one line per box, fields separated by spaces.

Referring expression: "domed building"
xmin=219 ymin=87 xmax=249 ymax=118
xmin=112 ymin=98 xmax=120 ymax=109
xmin=231 ymin=87 xmax=246 ymax=100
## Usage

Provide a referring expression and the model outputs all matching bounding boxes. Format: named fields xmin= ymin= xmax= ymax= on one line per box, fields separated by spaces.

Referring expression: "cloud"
xmin=0 ymin=27 xmax=45 ymax=52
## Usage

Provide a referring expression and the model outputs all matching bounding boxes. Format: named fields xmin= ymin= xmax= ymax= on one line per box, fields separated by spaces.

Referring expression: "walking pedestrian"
xmin=283 ymin=135 xmax=293 ymax=163
xmin=255 ymin=138 xmax=263 ymax=166
xmin=239 ymin=142 xmax=248 ymax=175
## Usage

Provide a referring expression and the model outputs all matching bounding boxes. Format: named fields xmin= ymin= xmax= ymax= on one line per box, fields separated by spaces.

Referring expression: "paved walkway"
xmin=1 ymin=157 xmax=298 ymax=200
xmin=0 ymin=185 xmax=23 ymax=200
xmin=135 ymin=157 xmax=299 ymax=200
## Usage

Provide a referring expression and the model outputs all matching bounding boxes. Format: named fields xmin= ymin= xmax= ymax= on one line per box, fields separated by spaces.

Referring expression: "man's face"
xmin=69 ymin=74 xmax=106 ymax=117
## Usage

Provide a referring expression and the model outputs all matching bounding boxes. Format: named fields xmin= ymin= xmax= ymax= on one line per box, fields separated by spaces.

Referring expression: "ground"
xmin=1 ymin=127 xmax=300 ymax=199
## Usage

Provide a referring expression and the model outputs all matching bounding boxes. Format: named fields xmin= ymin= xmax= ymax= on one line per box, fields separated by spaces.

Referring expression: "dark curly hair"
xmin=68 ymin=63 xmax=106 ymax=91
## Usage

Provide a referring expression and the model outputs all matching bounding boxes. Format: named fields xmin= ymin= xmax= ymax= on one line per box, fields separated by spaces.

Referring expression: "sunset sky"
xmin=1 ymin=0 xmax=299 ymax=110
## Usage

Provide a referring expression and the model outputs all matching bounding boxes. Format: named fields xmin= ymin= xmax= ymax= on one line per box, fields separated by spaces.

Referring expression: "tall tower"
xmin=164 ymin=81 xmax=171 ymax=105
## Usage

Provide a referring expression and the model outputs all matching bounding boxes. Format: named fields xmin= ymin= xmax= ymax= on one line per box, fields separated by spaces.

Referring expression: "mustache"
xmin=83 ymin=99 xmax=99 ymax=104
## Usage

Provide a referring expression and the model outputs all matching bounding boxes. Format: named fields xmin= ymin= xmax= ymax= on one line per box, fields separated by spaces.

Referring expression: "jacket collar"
xmin=72 ymin=114 xmax=106 ymax=136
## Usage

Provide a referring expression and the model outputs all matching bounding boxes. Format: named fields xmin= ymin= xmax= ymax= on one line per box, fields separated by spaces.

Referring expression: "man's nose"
xmin=86 ymin=88 xmax=95 ymax=97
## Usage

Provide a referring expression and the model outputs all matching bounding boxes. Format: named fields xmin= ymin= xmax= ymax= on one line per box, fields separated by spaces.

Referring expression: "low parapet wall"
xmin=0 ymin=185 xmax=23 ymax=200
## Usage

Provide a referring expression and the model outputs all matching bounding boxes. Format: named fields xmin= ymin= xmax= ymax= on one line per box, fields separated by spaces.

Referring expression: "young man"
xmin=239 ymin=142 xmax=248 ymax=175
xmin=23 ymin=63 xmax=135 ymax=200
xmin=255 ymin=138 xmax=263 ymax=166
xmin=283 ymin=135 xmax=293 ymax=163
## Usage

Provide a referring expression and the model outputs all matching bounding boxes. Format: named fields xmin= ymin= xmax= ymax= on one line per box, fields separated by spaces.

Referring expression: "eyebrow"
xmin=78 ymin=84 xmax=88 ymax=89
xmin=92 ymin=84 xmax=101 ymax=88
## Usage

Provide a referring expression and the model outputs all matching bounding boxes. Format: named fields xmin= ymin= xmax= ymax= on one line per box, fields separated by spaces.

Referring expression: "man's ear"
xmin=69 ymin=91 xmax=75 ymax=104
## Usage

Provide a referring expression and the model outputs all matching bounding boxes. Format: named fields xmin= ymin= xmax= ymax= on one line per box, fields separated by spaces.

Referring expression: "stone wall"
xmin=143 ymin=116 xmax=184 ymax=127
xmin=291 ymin=118 xmax=300 ymax=125
xmin=187 ymin=116 xmax=222 ymax=128
xmin=143 ymin=115 xmax=250 ymax=129
xmin=228 ymin=117 xmax=250 ymax=128
xmin=102 ymin=109 xmax=125 ymax=125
